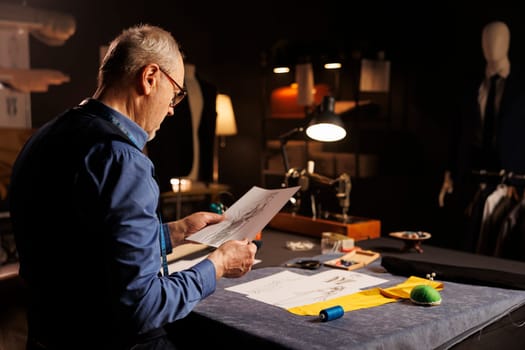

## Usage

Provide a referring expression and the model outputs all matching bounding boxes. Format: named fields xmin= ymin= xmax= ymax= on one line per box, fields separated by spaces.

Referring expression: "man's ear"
xmin=139 ymin=64 xmax=159 ymax=96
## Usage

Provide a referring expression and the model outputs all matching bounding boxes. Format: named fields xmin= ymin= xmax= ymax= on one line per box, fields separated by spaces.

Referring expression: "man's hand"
xmin=167 ymin=211 xmax=225 ymax=246
xmin=207 ymin=239 xmax=257 ymax=279
xmin=438 ymin=171 xmax=454 ymax=208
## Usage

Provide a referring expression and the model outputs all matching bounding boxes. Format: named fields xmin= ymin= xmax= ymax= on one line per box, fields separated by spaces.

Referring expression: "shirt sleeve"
xmin=87 ymin=140 xmax=216 ymax=333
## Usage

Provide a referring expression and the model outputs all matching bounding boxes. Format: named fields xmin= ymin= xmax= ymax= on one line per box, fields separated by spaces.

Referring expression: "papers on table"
xmin=188 ymin=186 xmax=300 ymax=247
xmin=226 ymin=269 xmax=388 ymax=309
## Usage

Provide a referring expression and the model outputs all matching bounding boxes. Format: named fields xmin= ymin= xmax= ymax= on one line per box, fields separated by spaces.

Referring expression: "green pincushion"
xmin=410 ymin=285 xmax=442 ymax=306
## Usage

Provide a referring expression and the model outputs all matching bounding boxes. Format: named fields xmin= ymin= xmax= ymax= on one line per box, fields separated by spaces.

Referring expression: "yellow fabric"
xmin=287 ymin=276 xmax=444 ymax=316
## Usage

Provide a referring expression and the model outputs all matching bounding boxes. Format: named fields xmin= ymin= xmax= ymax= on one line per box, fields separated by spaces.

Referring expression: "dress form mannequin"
xmin=439 ymin=21 xmax=510 ymax=207
xmin=479 ymin=21 xmax=510 ymax=126
xmin=438 ymin=20 xmax=525 ymax=255
xmin=146 ymin=63 xmax=217 ymax=193
xmin=482 ymin=21 xmax=510 ymax=74
xmin=184 ymin=63 xmax=203 ymax=181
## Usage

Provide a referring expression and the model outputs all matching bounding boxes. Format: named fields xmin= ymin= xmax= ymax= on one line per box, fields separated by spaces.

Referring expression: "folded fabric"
xmin=287 ymin=276 xmax=443 ymax=316
xmin=381 ymin=255 xmax=525 ymax=290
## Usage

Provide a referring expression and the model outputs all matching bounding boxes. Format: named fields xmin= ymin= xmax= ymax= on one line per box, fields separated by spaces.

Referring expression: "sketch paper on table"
xmin=226 ymin=269 xmax=388 ymax=309
xmin=188 ymin=186 xmax=300 ymax=247
xmin=225 ymin=270 xmax=305 ymax=296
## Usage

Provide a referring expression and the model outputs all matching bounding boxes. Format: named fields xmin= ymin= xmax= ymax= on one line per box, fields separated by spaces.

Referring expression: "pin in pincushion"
xmin=410 ymin=285 xmax=442 ymax=306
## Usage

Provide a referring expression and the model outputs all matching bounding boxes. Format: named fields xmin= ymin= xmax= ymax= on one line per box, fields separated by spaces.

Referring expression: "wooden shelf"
xmin=160 ymin=183 xmax=230 ymax=201
xmin=268 ymin=212 xmax=381 ymax=241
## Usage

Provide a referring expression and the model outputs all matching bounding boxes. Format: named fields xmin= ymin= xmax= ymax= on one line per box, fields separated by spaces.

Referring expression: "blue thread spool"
xmin=319 ymin=305 xmax=344 ymax=322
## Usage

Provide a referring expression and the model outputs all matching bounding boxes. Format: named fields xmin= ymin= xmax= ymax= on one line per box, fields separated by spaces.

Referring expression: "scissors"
xmin=284 ymin=259 xmax=322 ymax=270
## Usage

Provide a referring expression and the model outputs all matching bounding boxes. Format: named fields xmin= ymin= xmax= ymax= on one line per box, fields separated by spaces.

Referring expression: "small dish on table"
xmin=389 ymin=231 xmax=431 ymax=253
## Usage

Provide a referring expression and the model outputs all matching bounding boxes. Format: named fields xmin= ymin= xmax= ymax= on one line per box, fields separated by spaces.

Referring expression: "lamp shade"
xmin=215 ymin=94 xmax=237 ymax=136
xmin=306 ymin=96 xmax=346 ymax=142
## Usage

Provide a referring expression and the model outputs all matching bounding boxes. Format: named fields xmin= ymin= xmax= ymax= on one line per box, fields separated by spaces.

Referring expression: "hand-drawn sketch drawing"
xmin=204 ymin=191 xmax=279 ymax=246
xmin=189 ymin=186 xmax=300 ymax=247
xmin=226 ymin=269 xmax=389 ymax=309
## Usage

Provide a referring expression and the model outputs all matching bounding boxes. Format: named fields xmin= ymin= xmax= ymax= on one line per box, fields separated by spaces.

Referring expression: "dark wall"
xmin=12 ymin=0 xmax=525 ymax=244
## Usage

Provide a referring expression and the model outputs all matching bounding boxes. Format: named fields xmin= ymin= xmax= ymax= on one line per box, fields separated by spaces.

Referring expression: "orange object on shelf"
xmin=270 ymin=83 xmax=330 ymax=118
xmin=268 ymin=212 xmax=380 ymax=241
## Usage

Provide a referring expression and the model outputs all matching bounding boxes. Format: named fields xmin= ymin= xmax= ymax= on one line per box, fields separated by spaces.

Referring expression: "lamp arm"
xmin=280 ymin=141 xmax=291 ymax=173
xmin=279 ymin=126 xmax=304 ymax=142
xmin=279 ymin=127 xmax=304 ymax=172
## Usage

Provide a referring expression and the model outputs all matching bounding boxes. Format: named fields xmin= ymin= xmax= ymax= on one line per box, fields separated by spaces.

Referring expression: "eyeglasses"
xmin=159 ymin=67 xmax=187 ymax=108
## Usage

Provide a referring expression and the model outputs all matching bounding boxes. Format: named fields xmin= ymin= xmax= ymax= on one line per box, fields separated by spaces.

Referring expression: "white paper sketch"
xmin=188 ymin=186 xmax=300 ymax=247
xmin=226 ymin=269 xmax=388 ymax=309
xmin=225 ymin=270 xmax=306 ymax=296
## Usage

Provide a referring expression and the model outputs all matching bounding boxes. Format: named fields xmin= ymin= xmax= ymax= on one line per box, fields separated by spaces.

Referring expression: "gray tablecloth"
xmin=182 ymin=263 xmax=525 ymax=350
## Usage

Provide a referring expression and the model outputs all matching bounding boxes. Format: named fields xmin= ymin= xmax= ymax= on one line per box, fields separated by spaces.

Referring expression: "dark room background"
xmin=6 ymin=0 xmax=525 ymax=248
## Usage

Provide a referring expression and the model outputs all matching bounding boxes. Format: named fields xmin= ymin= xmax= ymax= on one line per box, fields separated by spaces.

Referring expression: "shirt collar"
xmin=78 ymin=98 xmax=148 ymax=149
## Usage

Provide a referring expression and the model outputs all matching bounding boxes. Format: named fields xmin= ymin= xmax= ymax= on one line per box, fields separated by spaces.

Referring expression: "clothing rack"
xmin=467 ymin=169 xmax=525 ymax=260
xmin=472 ymin=169 xmax=525 ymax=186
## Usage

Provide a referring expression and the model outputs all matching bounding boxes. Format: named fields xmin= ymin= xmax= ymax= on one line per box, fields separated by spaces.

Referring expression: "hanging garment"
xmin=476 ymin=184 xmax=507 ymax=254
xmin=464 ymin=185 xmax=494 ymax=252
xmin=497 ymin=198 xmax=525 ymax=261
xmin=477 ymin=191 xmax=518 ymax=256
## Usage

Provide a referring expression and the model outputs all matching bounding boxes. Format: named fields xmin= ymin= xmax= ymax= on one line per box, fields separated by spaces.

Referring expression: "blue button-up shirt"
xmin=9 ymin=98 xmax=216 ymax=347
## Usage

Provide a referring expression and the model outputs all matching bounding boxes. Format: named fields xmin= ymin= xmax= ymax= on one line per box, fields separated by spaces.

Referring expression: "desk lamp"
xmin=279 ymin=95 xmax=346 ymax=172
xmin=213 ymin=94 xmax=237 ymax=183
xmin=305 ymin=95 xmax=346 ymax=142
xmin=279 ymin=95 xmax=349 ymax=219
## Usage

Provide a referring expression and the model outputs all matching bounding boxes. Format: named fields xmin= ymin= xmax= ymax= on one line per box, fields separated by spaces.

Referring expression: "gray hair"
xmin=97 ymin=24 xmax=183 ymax=89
